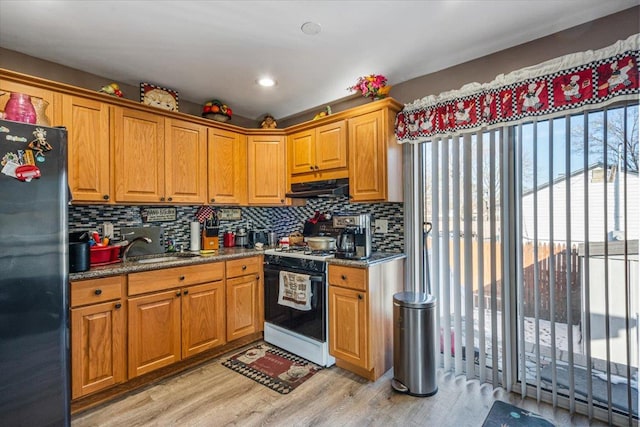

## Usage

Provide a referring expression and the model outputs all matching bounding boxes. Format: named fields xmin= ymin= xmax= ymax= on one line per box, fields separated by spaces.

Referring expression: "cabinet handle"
xmin=341 ymin=275 xmax=347 ymax=280
xmin=160 ymin=197 xmax=165 ymax=202
xmin=256 ymin=275 xmax=260 ymax=280
xmin=358 ymin=294 xmax=363 ymax=300
xmin=103 ymin=194 xmax=109 ymax=200
xmin=242 ymin=265 xmax=247 ymax=270
xmin=114 ymin=303 xmax=122 ymax=309
xmin=211 ymin=198 xmax=215 ymax=203
xmin=168 ymin=197 xmax=173 ymax=202
xmin=280 ymin=199 xmax=285 ymax=203
xmin=179 ymin=275 xmax=185 ymax=281
xmin=176 ymin=291 xmax=181 ymax=297
xmin=314 ymin=165 xmax=319 ymax=170
xmin=94 ymin=289 xmax=102 ymax=295
xmin=309 ymin=166 xmax=314 ymax=170
xmin=183 ymin=290 xmax=189 ymax=295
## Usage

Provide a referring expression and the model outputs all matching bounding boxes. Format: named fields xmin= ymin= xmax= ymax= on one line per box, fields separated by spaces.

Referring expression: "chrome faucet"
xmin=122 ymin=236 xmax=152 ymax=263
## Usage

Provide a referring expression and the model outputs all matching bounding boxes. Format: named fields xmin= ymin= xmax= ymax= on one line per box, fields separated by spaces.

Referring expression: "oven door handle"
xmin=308 ymin=275 xmax=324 ymax=282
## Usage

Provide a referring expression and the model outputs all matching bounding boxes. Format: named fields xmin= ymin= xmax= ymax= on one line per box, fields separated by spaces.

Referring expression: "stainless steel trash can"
xmin=391 ymin=291 xmax=438 ymax=397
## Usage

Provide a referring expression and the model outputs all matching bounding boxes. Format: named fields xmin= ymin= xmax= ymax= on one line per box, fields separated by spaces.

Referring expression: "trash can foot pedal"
xmin=391 ymin=378 xmax=408 ymax=393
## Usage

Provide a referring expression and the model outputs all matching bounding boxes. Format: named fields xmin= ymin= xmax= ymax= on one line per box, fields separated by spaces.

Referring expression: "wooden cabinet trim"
xmin=128 ymin=262 xmax=225 ymax=296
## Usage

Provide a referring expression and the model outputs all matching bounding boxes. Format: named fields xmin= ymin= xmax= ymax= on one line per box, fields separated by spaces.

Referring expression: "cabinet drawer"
xmin=226 ymin=256 xmax=261 ymax=279
xmin=328 ymin=265 xmax=367 ymax=292
xmin=128 ymin=262 xmax=224 ymax=296
xmin=71 ymin=276 xmax=124 ymax=307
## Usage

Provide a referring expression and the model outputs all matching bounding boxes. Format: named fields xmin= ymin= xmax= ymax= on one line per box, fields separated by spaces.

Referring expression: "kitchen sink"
xmin=132 ymin=253 xmax=199 ymax=264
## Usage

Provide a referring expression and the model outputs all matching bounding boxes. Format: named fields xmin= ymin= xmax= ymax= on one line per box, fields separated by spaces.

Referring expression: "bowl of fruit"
xmin=202 ymin=100 xmax=232 ymax=122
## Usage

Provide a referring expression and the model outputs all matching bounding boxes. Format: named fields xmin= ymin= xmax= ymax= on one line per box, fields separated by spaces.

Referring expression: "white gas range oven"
xmin=262 ymin=247 xmax=336 ymax=367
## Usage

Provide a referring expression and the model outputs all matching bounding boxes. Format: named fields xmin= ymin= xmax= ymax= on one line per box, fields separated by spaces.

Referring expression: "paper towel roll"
xmin=190 ymin=222 xmax=201 ymax=252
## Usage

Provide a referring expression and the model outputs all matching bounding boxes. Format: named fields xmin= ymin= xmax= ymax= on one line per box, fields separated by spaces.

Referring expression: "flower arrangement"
xmin=349 ymin=74 xmax=391 ymax=100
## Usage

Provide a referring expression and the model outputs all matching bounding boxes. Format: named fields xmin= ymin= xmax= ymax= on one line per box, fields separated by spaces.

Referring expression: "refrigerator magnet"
xmin=28 ymin=127 xmax=52 ymax=162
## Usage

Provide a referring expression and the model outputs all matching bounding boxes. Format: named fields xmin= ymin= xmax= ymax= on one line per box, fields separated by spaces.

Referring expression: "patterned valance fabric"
xmin=394 ymin=34 xmax=639 ymax=144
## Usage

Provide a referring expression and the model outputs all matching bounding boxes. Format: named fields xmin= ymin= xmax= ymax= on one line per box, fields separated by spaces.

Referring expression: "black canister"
xmin=69 ymin=232 xmax=90 ymax=273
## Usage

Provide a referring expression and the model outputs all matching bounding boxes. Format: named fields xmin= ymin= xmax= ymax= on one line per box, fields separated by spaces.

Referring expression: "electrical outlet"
xmin=374 ymin=219 xmax=388 ymax=234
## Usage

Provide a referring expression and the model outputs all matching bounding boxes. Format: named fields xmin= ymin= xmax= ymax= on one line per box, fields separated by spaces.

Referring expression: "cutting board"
xmin=120 ymin=226 xmax=164 ymax=256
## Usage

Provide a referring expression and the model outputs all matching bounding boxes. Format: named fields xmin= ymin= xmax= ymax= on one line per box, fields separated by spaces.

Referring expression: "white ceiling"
xmin=0 ymin=1 xmax=637 ymax=120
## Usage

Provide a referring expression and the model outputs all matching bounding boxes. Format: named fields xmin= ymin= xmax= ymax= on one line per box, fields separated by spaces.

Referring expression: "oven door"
xmin=264 ymin=264 xmax=326 ymax=342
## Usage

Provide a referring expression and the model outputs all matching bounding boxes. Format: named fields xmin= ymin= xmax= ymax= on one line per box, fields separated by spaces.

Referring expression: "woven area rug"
xmin=482 ymin=401 xmax=555 ymax=427
xmin=222 ymin=344 xmax=321 ymax=394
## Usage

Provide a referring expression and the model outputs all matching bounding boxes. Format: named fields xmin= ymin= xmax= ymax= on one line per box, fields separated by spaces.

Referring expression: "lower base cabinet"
xmin=226 ymin=256 xmax=263 ymax=341
xmin=182 ymin=281 xmax=226 ymax=358
xmin=70 ymin=276 xmax=126 ymax=399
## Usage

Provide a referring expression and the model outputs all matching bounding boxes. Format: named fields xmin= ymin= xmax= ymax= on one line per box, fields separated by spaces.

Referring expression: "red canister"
xmin=223 ymin=231 xmax=235 ymax=247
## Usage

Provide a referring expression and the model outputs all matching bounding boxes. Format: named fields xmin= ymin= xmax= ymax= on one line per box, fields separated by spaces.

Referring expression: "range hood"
xmin=286 ymin=178 xmax=349 ymax=198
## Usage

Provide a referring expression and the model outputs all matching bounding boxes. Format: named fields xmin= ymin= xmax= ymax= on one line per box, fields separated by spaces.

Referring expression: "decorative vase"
xmin=4 ymin=92 xmax=37 ymax=124
xmin=31 ymin=97 xmax=51 ymax=126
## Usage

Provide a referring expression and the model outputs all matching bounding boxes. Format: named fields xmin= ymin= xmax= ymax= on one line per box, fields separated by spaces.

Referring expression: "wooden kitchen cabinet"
xmin=127 ymin=262 xmax=226 ymax=377
xmin=114 ymin=108 xmax=207 ymax=204
xmin=347 ymin=104 xmax=403 ymax=202
xmin=226 ymin=256 xmax=263 ymax=341
xmin=328 ymin=259 xmax=404 ymax=381
xmin=181 ymin=280 xmax=226 ymax=358
xmin=70 ymin=276 xmax=126 ymax=399
xmin=113 ymin=107 xmax=165 ymax=203
xmin=128 ymin=289 xmax=182 ymax=378
xmin=207 ymin=127 xmax=247 ymax=205
xmin=288 ymin=120 xmax=347 ymax=176
xmin=247 ymin=134 xmax=287 ymax=205
xmin=165 ymin=118 xmax=207 ymax=204
xmin=63 ymin=95 xmax=112 ymax=203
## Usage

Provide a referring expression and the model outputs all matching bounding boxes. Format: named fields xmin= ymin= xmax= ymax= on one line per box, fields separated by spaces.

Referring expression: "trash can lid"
xmin=393 ymin=291 xmax=437 ymax=308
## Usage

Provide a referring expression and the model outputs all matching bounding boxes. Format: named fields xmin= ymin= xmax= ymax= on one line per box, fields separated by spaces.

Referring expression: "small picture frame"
xmin=140 ymin=82 xmax=179 ymax=112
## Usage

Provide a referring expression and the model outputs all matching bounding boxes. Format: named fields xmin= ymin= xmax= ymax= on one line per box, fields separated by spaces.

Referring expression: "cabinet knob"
xmin=314 ymin=165 xmax=319 ymax=170
xmin=341 ymin=275 xmax=347 ymax=280
xmin=114 ymin=303 xmax=122 ymax=309
xmin=183 ymin=290 xmax=189 ymax=295
xmin=309 ymin=166 xmax=314 ymax=170
xmin=179 ymin=275 xmax=185 ymax=281
xmin=280 ymin=199 xmax=285 ymax=203
xmin=94 ymin=289 xmax=102 ymax=295
xmin=176 ymin=291 xmax=181 ymax=297
xmin=256 ymin=275 xmax=260 ymax=280
xmin=103 ymin=194 xmax=109 ymax=201
xmin=160 ymin=197 xmax=165 ymax=202
xmin=242 ymin=265 xmax=247 ymax=270
xmin=168 ymin=197 xmax=173 ymax=202
xmin=358 ymin=294 xmax=363 ymax=300
xmin=211 ymin=198 xmax=215 ymax=203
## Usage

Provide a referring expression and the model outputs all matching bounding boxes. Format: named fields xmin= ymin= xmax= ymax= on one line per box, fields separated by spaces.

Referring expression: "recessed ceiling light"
xmin=301 ymin=21 xmax=321 ymax=36
xmin=257 ymin=77 xmax=276 ymax=87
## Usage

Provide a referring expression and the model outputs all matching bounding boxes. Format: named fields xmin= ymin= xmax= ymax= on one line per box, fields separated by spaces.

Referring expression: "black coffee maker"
xmin=334 ymin=214 xmax=372 ymax=260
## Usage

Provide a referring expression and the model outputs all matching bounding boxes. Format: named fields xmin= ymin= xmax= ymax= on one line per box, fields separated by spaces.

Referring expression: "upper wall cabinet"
xmin=207 ymin=127 xmax=247 ymax=205
xmin=247 ymin=134 xmax=287 ymax=205
xmin=113 ymin=108 xmax=207 ymax=204
xmin=347 ymin=104 xmax=403 ymax=203
xmin=288 ymin=120 xmax=347 ymax=180
xmin=63 ymin=95 xmax=112 ymax=203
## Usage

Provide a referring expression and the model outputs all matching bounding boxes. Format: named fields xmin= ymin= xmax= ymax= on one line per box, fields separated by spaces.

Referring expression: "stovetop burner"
xmin=264 ymin=247 xmax=335 ymax=262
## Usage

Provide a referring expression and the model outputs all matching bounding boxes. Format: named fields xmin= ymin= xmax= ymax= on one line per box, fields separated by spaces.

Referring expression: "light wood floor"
xmin=72 ymin=343 xmax=608 ymax=427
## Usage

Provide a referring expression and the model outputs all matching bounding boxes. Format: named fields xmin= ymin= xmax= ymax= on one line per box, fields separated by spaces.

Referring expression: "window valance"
xmin=394 ymin=34 xmax=639 ymax=144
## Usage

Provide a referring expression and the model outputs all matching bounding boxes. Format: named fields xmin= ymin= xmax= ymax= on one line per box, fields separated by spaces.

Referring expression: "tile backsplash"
xmin=69 ymin=197 xmax=404 ymax=253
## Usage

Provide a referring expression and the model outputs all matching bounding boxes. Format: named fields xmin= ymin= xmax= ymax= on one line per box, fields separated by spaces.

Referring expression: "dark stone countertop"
xmin=69 ymin=249 xmax=406 ymax=281
xmin=69 ymin=248 xmax=264 ymax=281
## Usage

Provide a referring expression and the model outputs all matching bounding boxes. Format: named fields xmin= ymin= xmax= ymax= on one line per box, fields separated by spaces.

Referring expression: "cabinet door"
xmin=63 ymin=95 xmax=111 ymax=203
xmin=113 ymin=107 xmax=165 ymax=203
xmin=128 ymin=290 xmax=181 ymax=378
xmin=164 ymin=119 xmax=207 ymax=204
xmin=288 ymin=129 xmax=315 ymax=175
xmin=348 ymin=110 xmax=386 ymax=201
xmin=226 ymin=274 xmax=260 ymax=341
xmin=247 ymin=135 xmax=286 ymax=205
xmin=71 ymin=300 xmax=125 ymax=399
xmin=207 ymin=128 xmax=247 ymax=205
xmin=329 ymin=286 xmax=369 ymax=369
xmin=181 ymin=281 xmax=226 ymax=358
xmin=315 ymin=120 xmax=347 ymax=171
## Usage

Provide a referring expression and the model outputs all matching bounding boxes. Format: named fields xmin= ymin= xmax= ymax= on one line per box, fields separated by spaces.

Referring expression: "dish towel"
xmin=278 ymin=271 xmax=312 ymax=311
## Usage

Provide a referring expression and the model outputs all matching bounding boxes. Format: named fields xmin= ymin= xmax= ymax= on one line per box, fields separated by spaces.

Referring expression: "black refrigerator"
xmin=0 ymin=119 xmax=70 ymax=426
